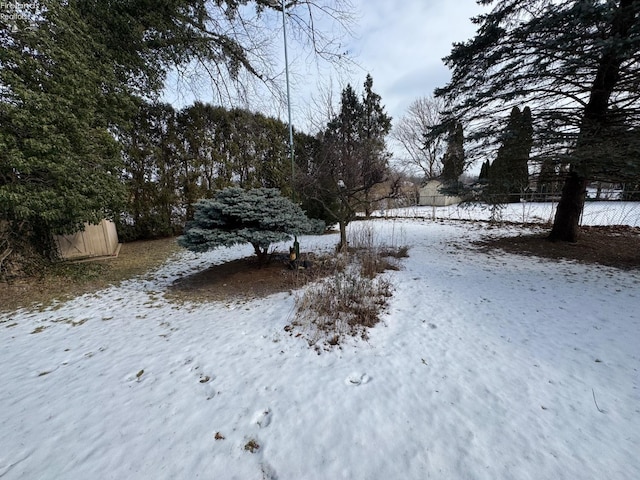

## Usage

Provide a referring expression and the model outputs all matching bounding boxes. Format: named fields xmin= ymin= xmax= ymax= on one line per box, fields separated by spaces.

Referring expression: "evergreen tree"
xmin=436 ymin=0 xmax=640 ymax=242
xmin=178 ymin=187 xmax=322 ymax=264
xmin=254 ymin=115 xmax=290 ymax=192
xmin=293 ymin=131 xmax=338 ymax=225
xmin=0 ymin=2 xmax=126 ymax=256
xmin=119 ymin=102 xmax=181 ymax=241
xmin=299 ymin=76 xmax=392 ymax=250
xmin=487 ymin=106 xmax=533 ymax=203
xmin=71 ymin=0 xmax=352 ymax=104
xmin=361 ymin=74 xmax=393 ymax=215
xmin=478 ymin=160 xmax=491 ymax=182
xmin=320 ymin=84 xmax=363 ymax=250
xmin=119 ymin=101 xmax=311 ymax=241
xmin=0 ymin=0 xmax=353 ymax=266
xmin=441 ymin=121 xmax=465 ymax=184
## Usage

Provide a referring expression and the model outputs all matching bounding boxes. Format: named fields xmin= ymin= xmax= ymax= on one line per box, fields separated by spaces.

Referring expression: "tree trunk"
xmin=364 ymin=190 xmax=371 ymax=217
xmin=550 ymin=0 xmax=637 ymax=242
xmin=253 ymin=243 xmax=269 ymax=265
xmin=337 ymin=221 xmax=348 ymax=252
xmin=548 ymin=172 xmax=588 ymax=242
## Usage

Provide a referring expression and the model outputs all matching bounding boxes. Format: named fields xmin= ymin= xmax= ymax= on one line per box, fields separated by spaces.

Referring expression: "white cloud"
xmin=162 ymin=0 xmax=486 ymax=136
xmin=343 ymin=0 xmax=484 ymax=123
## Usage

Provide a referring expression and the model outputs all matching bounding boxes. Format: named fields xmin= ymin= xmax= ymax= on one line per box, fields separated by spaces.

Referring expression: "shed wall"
xmin=55 ymin=220 xmax=119 ymax=260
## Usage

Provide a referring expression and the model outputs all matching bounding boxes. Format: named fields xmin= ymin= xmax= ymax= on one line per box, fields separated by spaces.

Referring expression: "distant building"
xmin=418 ymin=179 xmax=463 ymax=207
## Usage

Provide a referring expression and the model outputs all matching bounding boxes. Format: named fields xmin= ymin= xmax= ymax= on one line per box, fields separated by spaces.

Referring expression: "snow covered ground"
xmin=374 ymin=200 xmax=640 ymax=227
xmin=1 ymin=216 xmax=639 ymax=479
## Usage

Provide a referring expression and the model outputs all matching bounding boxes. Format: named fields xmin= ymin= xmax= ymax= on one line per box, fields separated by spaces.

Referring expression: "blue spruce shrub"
xmin=178 ymin=187 xmax=324 ymax=263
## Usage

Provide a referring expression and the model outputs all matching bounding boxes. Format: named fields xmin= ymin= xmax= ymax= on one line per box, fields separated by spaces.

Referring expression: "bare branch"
xmin=392 ymin=96 xmax=446 ymax=180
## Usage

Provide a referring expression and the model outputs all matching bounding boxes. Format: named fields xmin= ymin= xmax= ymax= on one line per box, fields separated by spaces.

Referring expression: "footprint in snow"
xmin=203 ymin=384 xmax=217 ymax=400
xmin=251 ymin=408 xmax=272 ymax=428
xmin=260 ymin=462 xmax=278 ymax=480
xmin=345 ymin=373 xmax=370 ymax=386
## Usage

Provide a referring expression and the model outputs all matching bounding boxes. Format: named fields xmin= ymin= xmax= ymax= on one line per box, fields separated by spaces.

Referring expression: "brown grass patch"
xmin=0 ymin=237 xmax=180 ymax=312
xmin=475 ymin=225 xmax=640 ymax=269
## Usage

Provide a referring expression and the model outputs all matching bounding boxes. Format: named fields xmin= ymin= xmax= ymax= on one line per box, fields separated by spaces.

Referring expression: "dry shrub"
xmin=288 ymin=223 xmax=409 ymax=350
xmin=358 ymin=248 xmax=399 ymax=278
xmin=292 ymin=267 xmax=393 ymax=347
xmin=348 ymin=222 xmax=409 ymax=278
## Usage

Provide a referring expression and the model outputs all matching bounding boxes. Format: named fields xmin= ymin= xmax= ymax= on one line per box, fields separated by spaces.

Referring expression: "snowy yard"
xmin=1 ymin=218 xmax=639 ymax=479
xmin=374 ymin=200 xmax=640 ymax=227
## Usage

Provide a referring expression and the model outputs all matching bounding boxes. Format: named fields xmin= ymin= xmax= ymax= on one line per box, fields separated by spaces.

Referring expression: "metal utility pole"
xmin=281 ymin=0 xmax=295 ymax=199
xmin=279 ymin=0 xmax=299 ymax=262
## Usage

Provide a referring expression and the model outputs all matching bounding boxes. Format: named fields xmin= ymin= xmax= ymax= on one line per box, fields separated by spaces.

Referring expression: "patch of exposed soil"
xmin=475 ymin=225 xmax=640 ymax=270
xmin=167 ymin=252 xmax=331 ymax=303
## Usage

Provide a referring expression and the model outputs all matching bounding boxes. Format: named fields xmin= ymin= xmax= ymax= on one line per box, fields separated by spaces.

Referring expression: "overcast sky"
xmin=286 ymin=0 xmax=487 ymax=166
xmin=342 ymin=0 xmax=484 ymax=126
xmin=162 ymin=0 xmax=486 ymax=160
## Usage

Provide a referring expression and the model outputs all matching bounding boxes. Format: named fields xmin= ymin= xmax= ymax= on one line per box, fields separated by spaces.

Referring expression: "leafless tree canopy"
xmin=392 ymin=96 xmax=446 ymax=180
xmin=168 ymin=0 xmax=357 ymax=109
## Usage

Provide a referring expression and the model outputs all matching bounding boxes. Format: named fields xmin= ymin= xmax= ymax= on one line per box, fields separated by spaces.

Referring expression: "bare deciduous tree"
xmin=392 ymin=96 xmax=446 ymax=180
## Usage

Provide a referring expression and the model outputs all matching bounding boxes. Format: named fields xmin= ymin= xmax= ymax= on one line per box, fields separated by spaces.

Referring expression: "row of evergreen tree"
xmin=475 ymin=105 xmax=638 ymax=203
xmin=0 ymin=0 xmax=359 ymax=269
xmin=477 ymin=106 xmax=533 ymax=203
xmin=1 ymin=6 xmax=393 ymax=266
xmin=119 ymin=73 xmax=394 ymax=252
xmin=119 ymin=102 xmax=312 ymax=240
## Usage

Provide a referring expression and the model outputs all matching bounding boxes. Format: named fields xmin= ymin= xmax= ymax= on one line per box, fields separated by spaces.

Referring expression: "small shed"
xmin=54 ymin=219 xmax=120 ymax=260
xmin=418 ymin=179 xmax=463 ymax=207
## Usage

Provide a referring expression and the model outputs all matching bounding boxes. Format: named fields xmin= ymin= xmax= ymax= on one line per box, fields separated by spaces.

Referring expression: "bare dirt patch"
xmin=475 ymin=225 xmax=640 ymax=269
xmin=167 ymin=252 xmax=329 ymax=303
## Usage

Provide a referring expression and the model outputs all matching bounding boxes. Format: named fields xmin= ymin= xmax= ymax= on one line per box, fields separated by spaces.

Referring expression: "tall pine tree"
xmin=361 ymin=74 xmax=393 ymax=215
xmin=436 ymin=0 xmax=640 ymax=242
xmin=299 ymin=75 xmax=392 ymax=251
xmin=441 ymin=121 xmax=465 ymax=184
xmin=487 ymin=106 xmax=533 ymax=203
